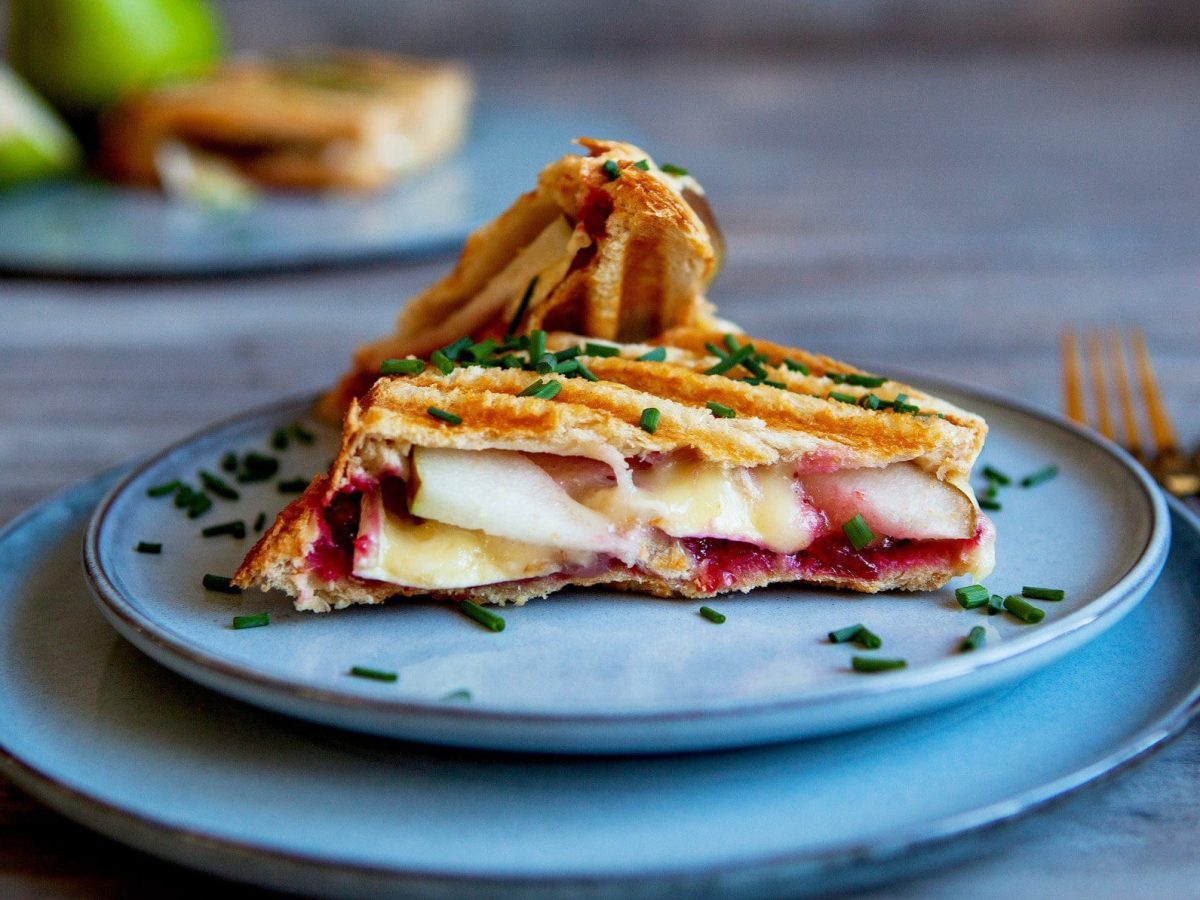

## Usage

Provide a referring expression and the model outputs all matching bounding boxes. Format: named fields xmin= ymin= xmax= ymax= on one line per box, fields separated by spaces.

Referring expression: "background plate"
xmin=0 ymin=107 xmax=635 ymax=277
xmin=83 ymin=376 xmax=1169 ymax=753
xmin=2 ymin=473 xmax=1198 ymax=898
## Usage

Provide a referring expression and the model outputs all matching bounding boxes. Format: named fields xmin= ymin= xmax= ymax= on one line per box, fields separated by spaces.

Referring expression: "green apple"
xmin=7 ymin=0 xmax=221 ymax=117
xmin=0 ymin=64 xmax=83 ymax=187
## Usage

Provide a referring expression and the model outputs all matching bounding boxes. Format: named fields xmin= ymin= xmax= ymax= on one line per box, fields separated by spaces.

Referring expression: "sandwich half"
xmin=100 ymin=50 xmax=472 ymax=192
xmin=236 ymin=329 xmax=994 ymax=612
xmin=317 ymin=138 xmax=726 ymax=418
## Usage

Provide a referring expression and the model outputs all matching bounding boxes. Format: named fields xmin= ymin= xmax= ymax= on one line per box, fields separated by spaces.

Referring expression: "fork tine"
xmin=1130 ymin=328 xmax=1179 ymax=454
xmin=1107 ymin=328 xmax=1143 ymax=461
xmin=1061 ymin=328 xmax=1086 ymax=425
xmin=1085 ymin=329 xmax=1114 ymax=440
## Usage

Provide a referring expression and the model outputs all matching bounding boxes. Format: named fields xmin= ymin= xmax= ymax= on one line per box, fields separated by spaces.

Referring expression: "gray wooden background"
xmin=2 ymin=1 xmax=1200 ymax=895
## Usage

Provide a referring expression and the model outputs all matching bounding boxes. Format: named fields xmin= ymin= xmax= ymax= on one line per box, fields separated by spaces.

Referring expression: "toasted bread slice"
xmin=317 ymin=138 xmax=726 ymax=418
xmin=99 ymin=50 xmax=472 ymax=191
xmin=236 ymin=329 xmax=994 ymax=612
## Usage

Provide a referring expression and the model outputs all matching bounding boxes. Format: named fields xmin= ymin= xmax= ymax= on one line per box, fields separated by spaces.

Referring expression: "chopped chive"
xmin=380 ymin=357 xmax=426 ymax=376
xmin=853 ymin=627 xmax=883 ymax=650
xmin=571 ymin=359 xmax=599 ymax=382
xmin=202 ymin=520 xmax=247 ymax=539
xmin=134 ymin=541 xmax=162 ymax=554
xmin=186 ymin=494 xmax=212 ymax=519
xmin=1004 ymin=595 xmax=1045 ymax=624
xmin=602 ymin=159 xmax=620 ymax=180
xmin=987 ymin=593 xmax=1005 ymax=615
xmin=535 ymin=352 xmax=558 ymax=374
xmin=828 ymin=373 xmax=847 ymax=384
xmin=278 ymin=478 xmax=310 ymax=494
xmin=290 ymin=423 xmax=315 ymax=444
xmin=842 ymin=513 xmax=874 ymax=551
xmin=638 ymin=346 xmax=667 ymax=362
xmin=843 ymin=373 xmax=887 ymax=388
xmin=960 ymin=626 xmax=987 ymax=652
xmin=236 ymin=452 xmax=279 ymax=483
xmin=427 ymin=407 xmax=462 ymax=426
xmin=253 ymin=512 xmax=267 ymax=532
xmin=1022 ymin=586 xmax=1065 ymax=602
xmin=501 ymin=354 xmax=523 ymax=369
xmin=173 ymin=485 xmax=197 ymax=508
xmin=983 ymin=465 xmax=1012 ymax=486
xmin=828 ymin=624 xmax=864 ymax=644
xmin=979 ymin=499 xmax=1002 ymax=512
xmin=458 ymin=599 xmax=505 ymax=632
xmin=430 ymin=350 xmax=454 ymax=375
xmin=981 ymin=483 xmax=998 ymax=501
xmin=203 ymin=573 xmax=241 ymax=595
xmin=271 ymin=428 xmax=289 ymax=451
xmin=232 ymin=612 xmax=269 ymax=629
xmin=529 ymin=329 xmax=547 ymax=363
xmin=860 ymin=393 xmax=881 ymax=410
xmin=639 ymin=407 xmax=661 ymax=434
xmin=440 ymin=336 xmax=472 ymax=361
xmin=146 ymin=479 xmax=181 ymax=498
xmin=507 ymin=277 xmax=539 ymax=337
xmin=706 ymin=401 xmax=736 ymax=418
xmin=893 ymin=400 xmax=921 ymax=414
xmin=1021 ymin=465 xmax=1059 ymax=488
xmin=220 ymin=452 xmax=238 ymax=472
xmin=442 ymin=688 xmax=472 ymax=702
xmin=723 ymin=333 xmax=740 ymax=354
xmin=518 ymin=378 xmax=547 ymax=396
xmin=349 ymin=665 xmax=398 ymax=683
xmin=553 ymin=345 xmax=582 ymax=363
xmin=464 ymin=339 xmax=498 ymax=363
xmin=705 ymin=342 xmax=729 ymax=359
xmin=699 ymin=606 xmax=726 ymax=624
xmin=783 ymin=358 xmax=810 ymax=375
xmin=955 ymin=584 xmax=991 ymax=609
xmin=829 ymin=391 xmax=858 ymax=404
xmin=523 ymin=379 xmax=562 ymax=400
xmin=661 ymin=162 xmax=689 ymax=176
xmin=199 ymin=470 xmax=239 ymax=501
xmin=584 ymin=342 xmax=619 ymax=358
xmin=633 ymin=159 xmax=650 ymax=171
xmin=704 ymin=343 xmax=754 ymax=375
xmin=852 ymin=656 xmax=907 ymax=673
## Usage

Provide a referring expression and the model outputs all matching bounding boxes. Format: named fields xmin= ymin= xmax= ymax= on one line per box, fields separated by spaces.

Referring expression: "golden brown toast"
xmin=316 ymin=138 xmax=726 ymax=418
xmin=236 ymin=328 xmax=994 ymax=612
xmin=99 ymin=50 xmax=473 ymax=191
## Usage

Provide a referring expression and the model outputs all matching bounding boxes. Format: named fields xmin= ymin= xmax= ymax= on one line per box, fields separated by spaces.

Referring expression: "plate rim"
xmin=0 ymin=474 xmax=1195 ymax=893
xmin=81 ymin=370 xmax=1170 ymax=726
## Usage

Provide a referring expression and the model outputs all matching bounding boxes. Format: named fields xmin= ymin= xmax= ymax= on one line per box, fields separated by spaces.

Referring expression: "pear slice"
xmin=0 ymin=66 xmax=82 ymax=187
xmin=802 ymin=462 xmax=976 ymax=541
xmin=410 ymin=447 xmax=634 ymax=558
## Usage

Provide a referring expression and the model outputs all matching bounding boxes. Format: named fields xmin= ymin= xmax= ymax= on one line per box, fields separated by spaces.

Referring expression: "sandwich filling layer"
xmin=305 ymin=447 xmax=991 ymax=602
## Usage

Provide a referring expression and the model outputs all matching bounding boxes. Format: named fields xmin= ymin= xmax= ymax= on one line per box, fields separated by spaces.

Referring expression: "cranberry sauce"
xmin=304 ymin=477 xmax=408 ymax=583
xmin=684 ymin=524 xmax=988 ymax=594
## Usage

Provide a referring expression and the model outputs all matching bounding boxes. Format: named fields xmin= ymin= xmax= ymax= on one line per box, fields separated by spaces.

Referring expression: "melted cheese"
xmin=583 ymin=457 xmax=819 ymax=554
xmin=353 ymin=490 xmax=591 ymax=589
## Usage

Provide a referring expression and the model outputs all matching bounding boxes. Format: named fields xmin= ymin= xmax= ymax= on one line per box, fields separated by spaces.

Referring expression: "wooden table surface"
xmin=1 ymin=51 xmax=1198 ymax=898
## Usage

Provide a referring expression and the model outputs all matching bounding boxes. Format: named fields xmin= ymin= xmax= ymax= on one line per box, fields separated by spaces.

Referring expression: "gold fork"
xmin=1062 ymin=326 xmax=1200 ymax=498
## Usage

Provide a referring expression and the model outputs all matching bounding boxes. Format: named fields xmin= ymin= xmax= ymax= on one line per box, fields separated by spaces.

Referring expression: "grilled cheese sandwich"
xmin=236 ymin=330 xmax=994 ymax=611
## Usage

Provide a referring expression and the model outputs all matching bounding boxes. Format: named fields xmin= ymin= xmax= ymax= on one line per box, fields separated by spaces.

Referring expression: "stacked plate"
xmin=0 ymin=373 xmax=1194 ymax=898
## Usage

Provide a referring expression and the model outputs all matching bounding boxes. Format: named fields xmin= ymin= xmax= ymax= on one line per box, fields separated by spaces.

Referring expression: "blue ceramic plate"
xmin=82 ymin=375 xmax=1169 ymax=753
xmin=2 ymin=473 xmax=1198 ymax=897
xmin=0 ymin=107 xmax=636 ymax=277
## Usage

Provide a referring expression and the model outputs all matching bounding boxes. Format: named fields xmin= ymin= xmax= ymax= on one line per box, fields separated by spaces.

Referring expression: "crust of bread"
xmin=99 ymin=50 xmax=473 ymax=190
xmin=235 ymin=330 xmax=993 ymax=611
xmin=316 ymin=138 xmax=722 ymax=418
